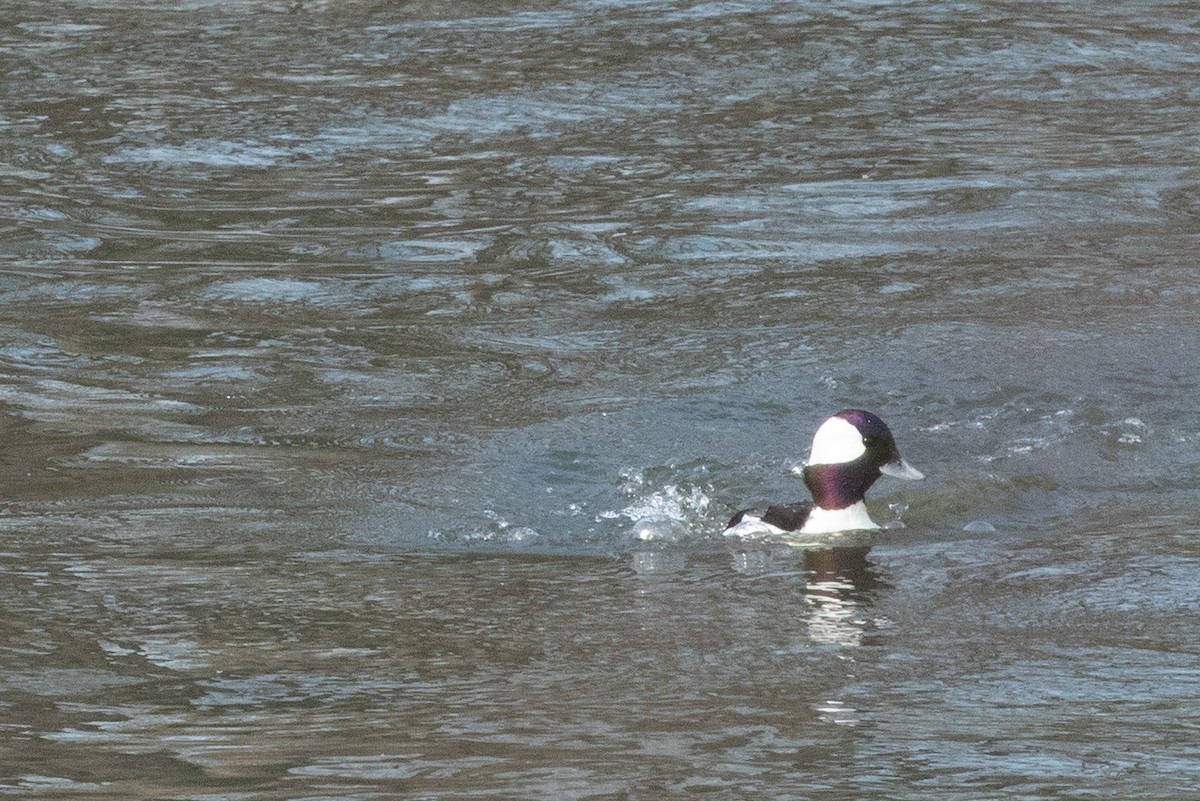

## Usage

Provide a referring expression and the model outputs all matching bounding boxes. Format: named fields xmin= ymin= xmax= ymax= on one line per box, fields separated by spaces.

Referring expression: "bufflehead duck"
xmin=724 ymin=409 xmax=924 ymax=537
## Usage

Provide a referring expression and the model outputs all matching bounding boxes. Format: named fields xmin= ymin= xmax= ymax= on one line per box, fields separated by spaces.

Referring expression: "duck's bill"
xmin=881 ymin=457 xmax=925 ymax=481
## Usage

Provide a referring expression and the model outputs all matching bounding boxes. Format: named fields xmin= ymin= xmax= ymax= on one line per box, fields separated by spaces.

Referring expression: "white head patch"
xmin=807 ymin=416 xmax=866 ymax=465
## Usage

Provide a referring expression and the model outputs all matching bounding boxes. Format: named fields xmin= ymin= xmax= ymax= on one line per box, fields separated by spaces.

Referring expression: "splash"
xmin=599 ymin=467 xmax=715 ymax=543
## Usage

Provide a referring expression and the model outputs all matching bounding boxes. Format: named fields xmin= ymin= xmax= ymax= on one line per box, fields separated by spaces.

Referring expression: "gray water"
xmin=3 ymin=0 xmax=1200 ymax=798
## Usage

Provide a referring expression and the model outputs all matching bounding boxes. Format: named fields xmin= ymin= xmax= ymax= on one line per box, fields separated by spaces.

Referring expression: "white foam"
xmin=601 ymin=478 xmax=713 ymax=542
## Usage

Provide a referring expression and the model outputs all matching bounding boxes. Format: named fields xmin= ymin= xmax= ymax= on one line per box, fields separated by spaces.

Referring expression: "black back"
xmin=726 ymin=500 xmax=814 ymax=532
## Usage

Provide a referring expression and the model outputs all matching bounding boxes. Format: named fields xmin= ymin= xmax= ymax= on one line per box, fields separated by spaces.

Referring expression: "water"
xmin=3 ymin=0 xmax=1200 ymax=797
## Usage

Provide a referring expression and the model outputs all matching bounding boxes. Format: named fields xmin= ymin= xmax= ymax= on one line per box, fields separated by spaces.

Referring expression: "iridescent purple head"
xmin=800 ymin=409 xmax=923 ymax=510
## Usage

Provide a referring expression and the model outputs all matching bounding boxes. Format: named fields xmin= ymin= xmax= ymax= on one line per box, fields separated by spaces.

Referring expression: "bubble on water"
xmin=631 ymin=517 xmax=688 ymax=542
xmin=963 ymin=520 xmax=998 ymax=533
xmin=880 ymin=501 xmax=914 ymax=530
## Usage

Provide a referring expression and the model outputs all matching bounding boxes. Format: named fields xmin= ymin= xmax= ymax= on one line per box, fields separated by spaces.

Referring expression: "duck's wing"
xmin=759 ymin=501 xmax=814 ymax=532
xmin=726 ymin=500 xmax=814 ymax=532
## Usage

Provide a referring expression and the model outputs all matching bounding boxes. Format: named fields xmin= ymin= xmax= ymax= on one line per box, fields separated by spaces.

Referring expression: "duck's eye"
xmin=861 ymin=435 xmax=878 ymax=449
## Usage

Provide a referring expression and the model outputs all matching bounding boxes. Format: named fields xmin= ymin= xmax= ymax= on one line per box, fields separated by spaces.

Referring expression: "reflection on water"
xmin=3 ymin=547 xmax=874 ymax=797
xmin=803 ymin=546 xmax=882 ymax=647
xmin=4 ymin=0 xmax=1200 ymax=797
xmin=730 ymin=544 xmax=884 ymax=648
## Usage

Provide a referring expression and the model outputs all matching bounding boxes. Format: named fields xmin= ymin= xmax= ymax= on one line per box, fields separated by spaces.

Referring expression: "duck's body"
xmin=726 ymin=499 xmax=879 ymax=537
xmin=724 ymin=409 xmax=923 ymax=538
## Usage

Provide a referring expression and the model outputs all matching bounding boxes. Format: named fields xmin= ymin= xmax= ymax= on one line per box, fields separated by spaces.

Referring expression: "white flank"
xmin=800 ymin=501 xmax=879 ymax=534
xmin=722 ymin=513 xmax=784 ymax=539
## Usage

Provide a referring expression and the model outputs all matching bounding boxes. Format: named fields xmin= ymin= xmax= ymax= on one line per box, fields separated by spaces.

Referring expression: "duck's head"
xmin=795 ymin=409 xmax=924 ymax=510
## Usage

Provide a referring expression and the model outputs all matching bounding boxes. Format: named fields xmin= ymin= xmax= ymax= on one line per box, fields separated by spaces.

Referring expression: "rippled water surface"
xmin=4 ymin=0 xmax=1200 ymax=797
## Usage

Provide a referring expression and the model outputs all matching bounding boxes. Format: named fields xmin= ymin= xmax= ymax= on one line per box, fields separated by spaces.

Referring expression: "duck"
xmin=724 ymin=409 xmax=924 ymax=537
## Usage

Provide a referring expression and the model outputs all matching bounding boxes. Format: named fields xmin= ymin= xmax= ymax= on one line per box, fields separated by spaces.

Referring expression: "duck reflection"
xmin=730 ymin=542 xmax=885 ymax=647
xmin=802 ymin=545 xmax=883 ymax=646
xmin=804 ymin=545 xmax=879 ymax=593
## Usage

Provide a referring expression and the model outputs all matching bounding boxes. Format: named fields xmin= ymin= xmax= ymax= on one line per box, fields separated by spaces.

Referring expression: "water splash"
xmin=599 ymin=466 xmax=715 ymax=543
